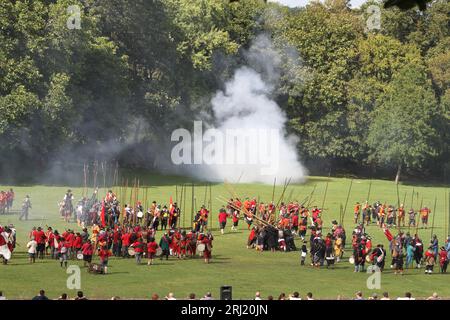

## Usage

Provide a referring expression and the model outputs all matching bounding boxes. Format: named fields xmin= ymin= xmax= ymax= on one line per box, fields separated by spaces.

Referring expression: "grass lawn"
xmin=0 ymin=173 xmax=449 ymax=300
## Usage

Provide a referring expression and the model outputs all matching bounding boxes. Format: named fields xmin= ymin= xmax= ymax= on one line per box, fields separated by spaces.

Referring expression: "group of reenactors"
xmin=353 ymin=201 xmax=432 ymax=229
xmin=20 ymin=221 xmax=215 ymax=273
xmin=0 ymin=189 xmax=14 ymax=215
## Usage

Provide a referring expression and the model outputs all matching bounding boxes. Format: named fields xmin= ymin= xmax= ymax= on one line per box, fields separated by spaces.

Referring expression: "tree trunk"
xmin=395 ymin=163 xmax=402 ymax=184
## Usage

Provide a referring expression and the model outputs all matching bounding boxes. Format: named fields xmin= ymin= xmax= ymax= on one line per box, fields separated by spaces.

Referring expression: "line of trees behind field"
xmin=0 ymin=0 xmax=448 ymax=183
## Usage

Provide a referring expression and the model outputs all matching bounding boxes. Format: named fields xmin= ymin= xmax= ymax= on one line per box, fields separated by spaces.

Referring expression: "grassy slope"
xmin=0 ymin=175 xmax=449 ymax=299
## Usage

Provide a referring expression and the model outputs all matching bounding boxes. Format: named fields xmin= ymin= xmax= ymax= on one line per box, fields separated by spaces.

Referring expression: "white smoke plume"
xmin=171 ymin=34 xmax=307 ymax=184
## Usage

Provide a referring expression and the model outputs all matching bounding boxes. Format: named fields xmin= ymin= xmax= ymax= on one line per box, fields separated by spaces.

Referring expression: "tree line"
xmin=0 ymin=0 xmax=448 ymax=183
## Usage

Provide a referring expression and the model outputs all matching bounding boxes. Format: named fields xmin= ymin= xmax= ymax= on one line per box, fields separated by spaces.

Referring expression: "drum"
xmin=137 ymin=211 xmax=144 ymax=218
xmin=348 ymin=256 xmax=355 ymax=264
xmin=77 ymin=252 xmax=83 ymax=260
xmin=155 ymin=247 xmax=162 ymax=257
xmin=365 ymin=255 xmax=372 ymax=263
xmin=197 ymin=243 xmax=206 ymax=252
xmin=128 ymin=247 xmax=136 ymax=256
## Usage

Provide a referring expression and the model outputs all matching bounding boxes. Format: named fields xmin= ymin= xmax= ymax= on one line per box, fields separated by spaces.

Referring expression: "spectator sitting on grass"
xmin=58 ymin=293 xmax=68 ymax=300
xmin=201 ymin=292 xmax=213 ymax=300
xmin=32 ymin=290 xmax=49 ymax=300
xmin=290 ymin=292 xmax=301 ymax=300
xmin=74 ymin=291 xmax=87 ymax=300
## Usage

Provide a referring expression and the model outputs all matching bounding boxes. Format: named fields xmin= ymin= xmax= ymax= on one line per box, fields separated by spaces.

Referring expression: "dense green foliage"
xmin=0 ymin=0 xmax=448 ymax=181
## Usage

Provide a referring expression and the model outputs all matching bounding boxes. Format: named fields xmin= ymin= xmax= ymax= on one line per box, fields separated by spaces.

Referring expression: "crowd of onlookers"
xmin=0 ymin=290 xmax=445 ymax=300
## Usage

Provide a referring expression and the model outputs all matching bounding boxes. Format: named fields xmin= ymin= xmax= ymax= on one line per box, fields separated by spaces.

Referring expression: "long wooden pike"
xmin=396 ymin=181 xmax=401 ymax=232
xmin=83 ymin=163 xmax=87 ymax=198
xmin=271 ymin=177 xmax=277 ymax=203
xmin=179 ymin=184 xmax=184 ymax=228
xmin=102 ymin=161 xmax=106 ymax=194
xmin=415 ymin=196 xmax=423 ymax=235
xmin=447 ymin=190 xmax=450 ymax=236
xmin=444 ymin=191 xmax=447 ymax=238
xmin=191 ymin=183 xmax=194 ymax=228
xmin=107 ymin=162 xmax=113 ymax=190
xmin=93 ymin=160 xmax=98 ymax=190
xmin=321 ymin=174 xmax=330 ymax=211
xmin=430 ymin=196 xmax=437 ymax=239
xmin=276 ymin=177 xmax=291 ymax=208
xmin=366 ymin=180 xmax=372 ymax=204
xmin=209 ymin=183 xmax=212 ymax=230
xmin=305 ymin=184 xmax=317 ymax=208
xmin=144 ymin=185 xmax=149 ymax=227
xmin=183 ymin=184 xmax=187 ymax=229
xmin=342 ymin=179 xmax=353 ymax=226
xmin=339 ymin=203 xmax=343 ymax=226
xmin=410 ymin=187 xmax=415 ymax=210
xmin=446 ymin=190 xmax=449 ymax=237
xmin=203 ymin=183 xmax=208 ymax=206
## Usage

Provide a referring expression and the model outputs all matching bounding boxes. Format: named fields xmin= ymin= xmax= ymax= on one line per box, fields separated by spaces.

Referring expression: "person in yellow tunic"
xmin=91 ymin=224 xmax=100 ymax=249
xmin=334 ymin=236 xmax=343 ymax=263
xmin=354 ymin=202 xmax=361 ymax=224
xmin=397 ymin=204 xmax=405 ymax=227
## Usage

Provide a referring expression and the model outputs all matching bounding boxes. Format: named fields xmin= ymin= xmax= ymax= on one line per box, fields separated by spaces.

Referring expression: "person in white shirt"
xmin=0 ymin=291 xmax=6 ymax=300
xmin=380 ymin=292 xmax=390 ymax=300
xmin=427 ymin=292 xmax=440 ymax=300
xmin=27 ymin=239 xmax=37 ymax=263
xmin=201 ymin=292 xmax=213 ymax=300
xmin=397 ymin=292 xmax=415 ymax=300
xmin=165 ymin=292 xmax=176 ymax=300
xmin=306 ymin=292 xmax=314 ymax=300
xmin=289 ymin=292 xmax=302 ymax=300
xmin=254 ymin=291 xmax=262 ymax=300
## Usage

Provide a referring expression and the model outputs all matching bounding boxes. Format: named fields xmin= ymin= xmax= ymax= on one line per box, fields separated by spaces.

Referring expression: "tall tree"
xmin=367 ymin=63 xmax=440 ymax=183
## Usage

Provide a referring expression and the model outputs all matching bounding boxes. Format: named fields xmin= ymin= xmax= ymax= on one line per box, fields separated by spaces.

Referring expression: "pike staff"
xmin=342 ymin=179 xmax=353 ymax=227
xmin=276 ymin=178 xmax=291 ymax=208
xmin=83 ymin=163 xmax=88 ymax=198
xmin=396 ymin=181 xmax=401 ymax=232
xmin=305 ymin=184 xmax=317 ymax=209
xmin=179 ymin=184 xmax=184 ymax=228
xmin=191 ymin=183 xmax=194 ymax=228
xmin=102 ymin=161 xmax=106 ymax=194
xmin=430 ymin=196 xmax=437 ymax=239
xmin=271 ymin=178 xmax=276 ymax=204
xmin=321 ymin=173 xmax=330 ymax=212
xmin=183 ymin=184 xmax=187 ymax=229
xmin=415 ymin=196 xmax=423 ymax=236
xmin=410 ymin=188 xmax=415 ymax=210
xmin=209 ymin=183 xmax=212 ymax=230
xmin=367 ymin=180 xmax=372 ymax=204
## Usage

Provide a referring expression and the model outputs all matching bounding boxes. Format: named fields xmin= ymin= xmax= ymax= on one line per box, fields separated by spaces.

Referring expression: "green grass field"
xmin=0 ymin=173 xmax=449 ymax=300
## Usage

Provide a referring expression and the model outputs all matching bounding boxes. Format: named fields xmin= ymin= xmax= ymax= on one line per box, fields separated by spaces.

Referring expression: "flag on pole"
xmin=383 ymin=228 xmax=393 ymax=241
xmin=101 ymin=200 xmax=106 ymax=227
xmin=169 ymin=196 xmax=174 ymax=214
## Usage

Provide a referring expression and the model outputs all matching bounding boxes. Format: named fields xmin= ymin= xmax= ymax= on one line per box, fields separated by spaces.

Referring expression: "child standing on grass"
xmin=425 ymin=246 xmax=435 ymax=274
xmin=27 ymin=238 xmax=37 ymax=263
xmin=300 ymin=241 xmax=307 ymax=265
xmin=58 ymin=238 xmax=69 ymax=268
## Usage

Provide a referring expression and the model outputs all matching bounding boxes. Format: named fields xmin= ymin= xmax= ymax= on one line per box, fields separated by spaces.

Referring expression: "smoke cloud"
xmin=172 ymin=34 xmax=307 ymax=184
